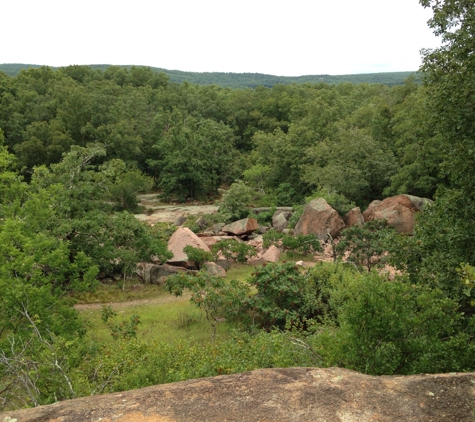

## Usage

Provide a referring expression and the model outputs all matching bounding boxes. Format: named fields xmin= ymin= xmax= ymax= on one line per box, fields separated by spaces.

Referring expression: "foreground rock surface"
xmin=4 ymin=367 xmax=475 ymax=421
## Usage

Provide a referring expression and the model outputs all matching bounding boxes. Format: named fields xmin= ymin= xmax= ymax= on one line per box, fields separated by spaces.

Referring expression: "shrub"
xmin=212 ymin=239 xmax=257 ymax=263
xmin=336 ymin=219 xmax=393 ymax=271
xmin=308 ymin=273 xmax=474 ymax=375
xmin=217 ymin=181 xmax=253 ymax=222
xmin=183 ymin=245 xmax=214 ymax=270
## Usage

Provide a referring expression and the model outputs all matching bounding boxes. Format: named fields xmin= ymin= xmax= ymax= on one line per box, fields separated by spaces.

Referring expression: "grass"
xmin=72 ymin=279 xmax=169 ymax=304
xmin=224 ymin=263 xmax=256 ymax=283
xmin=279 ymin=251 xmax=318 ymax=262
xmin=79 ymin=298 xmax=233 ymax=345
xmin=74 ymin=262 xmax=258 ymax=347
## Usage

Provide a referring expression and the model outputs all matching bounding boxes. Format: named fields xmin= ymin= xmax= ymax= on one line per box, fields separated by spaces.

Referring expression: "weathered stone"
xmin=173 ymin=214 xmax=187 ymax=226
xmin=222 ymin=218 xmax=258 ymax=235
xmin=215 ymin=258 xmax=232 ymax=270
xmin=364 ymin=194 xmax=432 ymax=234
xmin=343 ymin=207 xmax=364 ymax=228
xmin=6 ymin=368 xmax=475 ymax=422
xmin=211 ymin=223 xmax=225 ymax=234
xmin=294 ymin=198 xmax=346 ymax=240
xmin=262 ymin=245 xmax=281 ymax=263
xmin=272 ymin=211 xmax=290 ymax=232
xmin=257 ymin=225 xmax=270 ymax=234
xmin=136 ymin=263 xmax=188 ymax=284
xmin=203 ymin=261 xmax=226 ymax=277
xmin=247 ymin=256 xmax=266 ymax=266
xmin=167 ymin=227 xmax=212 ymax=267
xmin=362 ymin=200 xmax=382 ymax=222
xmin=199 ymin=235 xmax=218 ymax=248
xmin=196 ymin=216 xmax=208 ymax=231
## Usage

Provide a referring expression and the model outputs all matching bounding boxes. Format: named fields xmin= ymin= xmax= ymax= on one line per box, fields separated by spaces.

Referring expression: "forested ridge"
xmin=0 ymin=64 xmax=435 ymax=204
xmin=2 ymin=0 xmax=475 ymax=412
xmin=0 ymin=63 xmax=418 ymax=88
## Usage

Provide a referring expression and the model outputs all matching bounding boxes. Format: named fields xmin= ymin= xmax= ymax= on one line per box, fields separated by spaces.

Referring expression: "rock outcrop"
xmin=342 ymin=206 xmax=364 ymax=228
xmin=272 ymin=210 xmax=292 ymax=232
xmin=363 ymin=194 xmax=432 ymax=234
xmin=167 ymin=227 xmax=212 ymax=267
xmin=136 ymin=262 xmax=188 ymax=284
xmin=294 ymin=198 xmax=346 ymax=240
xmin=4 ymin=367 xmax=475 ymax=421
xmin=222 ymin=218 xmax=258 ymax=236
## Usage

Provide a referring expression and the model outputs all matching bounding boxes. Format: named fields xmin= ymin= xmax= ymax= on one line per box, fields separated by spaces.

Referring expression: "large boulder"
xmin=294 ymin=198 xmax=346 ymax=240
xmin=7 ymin=367 xmax=475 ymax=422
xmin=136 ymin=263 xmax=188 ymax=284
xmin=203 ymin=261 xmax=226 ymax=277
xmin=361 ymin=200 xmax=381 ymax=222
xmin=272 ymin=210 xmax=292 ymax=232
xmin=222 ymin=218 xmax=258 ymax=236
xmin=363 ymin=194 xmax=432 ymax=234
xmin=343 ymin=207 xmax=364 ymax=228
xmin=261 ymin=245 xmax=281 ymax=263
xmin=167 ymin=227 xmax=212 ymax=267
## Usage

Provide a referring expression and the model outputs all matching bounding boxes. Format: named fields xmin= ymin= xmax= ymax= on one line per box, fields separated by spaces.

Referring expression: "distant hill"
xmin=0 ymin=63 xmax=419 ymax=88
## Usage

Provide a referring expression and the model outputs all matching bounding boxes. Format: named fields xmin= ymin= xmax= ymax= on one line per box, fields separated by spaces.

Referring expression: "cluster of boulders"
xmin=136 ymin=194 xmax=432 ymax=283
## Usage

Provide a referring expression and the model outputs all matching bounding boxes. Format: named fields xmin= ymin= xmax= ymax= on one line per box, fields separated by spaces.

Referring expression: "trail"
xmin=74 ymin=292 xmax=192 ymax=311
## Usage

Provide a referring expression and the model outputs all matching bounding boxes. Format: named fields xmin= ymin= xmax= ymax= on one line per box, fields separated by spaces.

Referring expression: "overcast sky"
xmin=2 ymin=0 xmax=441 ymax=76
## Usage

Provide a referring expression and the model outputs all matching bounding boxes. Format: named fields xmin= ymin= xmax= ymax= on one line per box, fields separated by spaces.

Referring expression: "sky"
xmin=2 ymin=0 xmax=441 ymax=76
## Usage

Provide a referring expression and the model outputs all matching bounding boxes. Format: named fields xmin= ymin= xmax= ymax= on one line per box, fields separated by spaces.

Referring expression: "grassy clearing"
xmin=224 ymin=263 xmax=255 ymax=283
xmin=75 ymin=262 xmax=259 ymax=346
xmin=72 ymin=279 xmax=169 ymax=304
xmin=279 ymin=251 xmax=317 ymax=263
xmin=79 ymin=299 xmax=232 ymax=344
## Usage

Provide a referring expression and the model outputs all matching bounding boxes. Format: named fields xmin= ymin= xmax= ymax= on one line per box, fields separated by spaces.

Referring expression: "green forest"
xmin=2 ymin=0 xmax=475 ymax=411
xmin=0 ymin=63 xmax=417 ymax=88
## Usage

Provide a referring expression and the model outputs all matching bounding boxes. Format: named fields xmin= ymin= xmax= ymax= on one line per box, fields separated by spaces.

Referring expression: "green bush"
xmin=212 ymin=239 xmax=257 ymax=263
xmin=217 ymin=181 xmax=253 ymax=222
xmin=306 ymin=187 xmax=356 ymax=216
xmin=336 ymin=219 xmax=394 ymax=271
xmin=183 ymin=245 xmax=214 ymax=270
xmin=307 ymin=272 xmax=475 ymax=375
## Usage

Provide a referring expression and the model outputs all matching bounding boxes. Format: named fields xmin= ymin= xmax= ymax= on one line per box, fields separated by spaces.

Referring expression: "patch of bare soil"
xmin=4 ymin=367 xmax=475 ymax=421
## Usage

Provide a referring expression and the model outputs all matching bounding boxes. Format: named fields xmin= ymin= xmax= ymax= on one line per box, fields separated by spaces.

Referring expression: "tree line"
xmin=0 ymin=63 xmax=417 ymax=88
xmin=0 ymin=64 xmax=438 ymax=205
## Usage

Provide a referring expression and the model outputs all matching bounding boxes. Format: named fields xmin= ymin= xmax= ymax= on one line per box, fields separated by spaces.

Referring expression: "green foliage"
xmin=245 ymin=263 xmax=315 ymax=330
xmin=100 ymin=159 xmax=153 ymax=211
xmin=166 ymin=271 xmax=249 ymax=340
xmin=217 ymin=181 xmax=253 ymax=222
xmin=101 ymin=305 xmax=141 ymax=340
xmin=309 ymin=273 xmax=474 ymax=375
xmin=0 ymin=64 xmax=417 ymax=87
xmin=301 ymin=126 xmax=397 ymax=205
xmin=336 ymin=220 xmax=394 ymax=271
xmin=306 ymin=187 xmax=356 ymax=216
xmin=287 ymin=204 xmax=304 ymax=229
xmin=149 ymin=222 xmax=177 ymax=243
xmin=148 ymin=113 xmax=236 ymax=199
xmin=212 ymin=239 xmax=257 ymax=263
xmin=281 ymin=234 xmax=323 ymax=257
xmin=262 ymin=230 xmax=322 ymax=257
xmin=183 ymin=245 xmax=214 ymax=270
xmin=262 ymin=229 xmax=284 ymax=248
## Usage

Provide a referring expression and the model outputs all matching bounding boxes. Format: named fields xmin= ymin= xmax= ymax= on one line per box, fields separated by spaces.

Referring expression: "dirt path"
xmin=74 ymin=292 xmax=192 ymax=311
